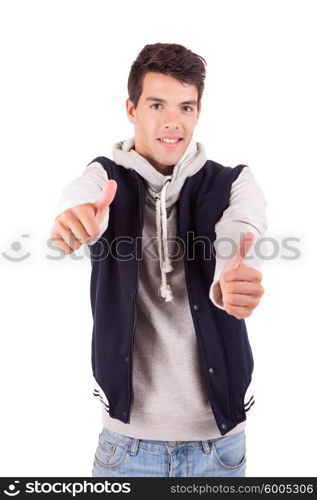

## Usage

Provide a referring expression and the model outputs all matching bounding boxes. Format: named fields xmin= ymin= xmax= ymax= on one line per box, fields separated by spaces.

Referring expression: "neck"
xmin=152 ymin=163 xmax=174 ymax=175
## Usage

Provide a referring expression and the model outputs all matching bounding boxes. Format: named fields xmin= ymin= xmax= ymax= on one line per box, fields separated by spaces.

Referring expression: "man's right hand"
xmin=50 ymin=179 xmax=117 ymax=254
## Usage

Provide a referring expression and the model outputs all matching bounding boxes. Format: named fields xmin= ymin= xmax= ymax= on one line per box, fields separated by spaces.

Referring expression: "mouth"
xmin=157 ymin=136 xmax=183 ymax=150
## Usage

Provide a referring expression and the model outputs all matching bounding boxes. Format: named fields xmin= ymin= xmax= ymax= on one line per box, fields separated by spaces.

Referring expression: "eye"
xmin=150 ymin=103 xmax=162 ymax=110
xmin=182 ymin=105 xmax=193 ymax=112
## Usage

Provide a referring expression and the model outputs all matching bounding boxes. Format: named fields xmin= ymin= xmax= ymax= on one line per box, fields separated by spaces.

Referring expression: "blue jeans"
xmin=92 ymin=426 xmax=247 ymax=477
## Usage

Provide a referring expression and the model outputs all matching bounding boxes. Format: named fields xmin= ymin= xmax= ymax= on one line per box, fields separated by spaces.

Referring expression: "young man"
xmin=51 ymin=43 xmax=267 ymax=477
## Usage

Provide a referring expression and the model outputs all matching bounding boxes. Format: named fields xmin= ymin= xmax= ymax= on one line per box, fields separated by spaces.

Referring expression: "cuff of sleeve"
xmin=209 ymin=280 xmax=226 ymax=310
xmin=52 ymin=200 xmax=92 ymax=221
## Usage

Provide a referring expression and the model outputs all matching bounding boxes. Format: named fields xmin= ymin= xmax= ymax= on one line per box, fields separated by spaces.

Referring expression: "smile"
xmin=157 ymin=137 xmax=183 ymax=149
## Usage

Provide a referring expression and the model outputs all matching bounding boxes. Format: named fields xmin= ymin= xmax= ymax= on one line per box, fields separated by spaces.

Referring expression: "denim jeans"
xmin=92 ymin=426 xmax=247 ymax=477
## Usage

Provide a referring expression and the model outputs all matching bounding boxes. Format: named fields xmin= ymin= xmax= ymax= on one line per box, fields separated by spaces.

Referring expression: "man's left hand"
xmin=219 ymin=232 xmax=265 ymax=319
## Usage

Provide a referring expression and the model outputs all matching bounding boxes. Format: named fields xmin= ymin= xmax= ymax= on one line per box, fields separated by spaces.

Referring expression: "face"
xmin=126 ymin=72 xmax=201 ymax=175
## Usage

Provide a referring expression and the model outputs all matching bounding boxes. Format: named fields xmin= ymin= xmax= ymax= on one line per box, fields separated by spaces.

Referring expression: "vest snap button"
xmin=124 ymin=356 xmax=129 ymax=363
xmin=193 ymin=304 xmax=199 ymax=311
xmin=208 ymin=367 xmax=215 ymax=375
xmin=221 ymin=423 xmax=228 ymax=430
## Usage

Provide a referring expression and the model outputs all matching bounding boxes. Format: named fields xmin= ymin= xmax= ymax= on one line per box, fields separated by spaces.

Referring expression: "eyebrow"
xmin=145 ymin=97 xmax=198 ymax=106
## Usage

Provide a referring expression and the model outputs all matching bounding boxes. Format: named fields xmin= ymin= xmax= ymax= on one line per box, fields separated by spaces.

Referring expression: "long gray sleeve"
xmin=53 ymin=162 xmax=110 ymax=246
xmin=209 ymin=167 xmax=268 ymax=309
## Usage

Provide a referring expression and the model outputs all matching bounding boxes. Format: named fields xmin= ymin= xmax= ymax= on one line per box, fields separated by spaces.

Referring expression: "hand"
xmin=50 ymin=179 xmax=117 ymax=254
xmin=219 ymin=232 xmax=265 ymax=319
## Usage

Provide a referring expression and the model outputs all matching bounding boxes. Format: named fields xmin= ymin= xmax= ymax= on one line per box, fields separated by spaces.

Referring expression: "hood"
xmin=112 ymin=136 xmax=207 ymax=208
xmin=112 ymin=136 xmax=208 ymax=303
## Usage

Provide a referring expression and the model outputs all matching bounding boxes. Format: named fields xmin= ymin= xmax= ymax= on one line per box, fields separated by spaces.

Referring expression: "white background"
xmin=0 ymin=0 xmax=316 ymax=477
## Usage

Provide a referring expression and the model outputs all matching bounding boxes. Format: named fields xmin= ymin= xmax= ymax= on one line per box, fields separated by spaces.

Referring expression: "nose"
xmin=162 ymin=109 xmax=180 ymax=130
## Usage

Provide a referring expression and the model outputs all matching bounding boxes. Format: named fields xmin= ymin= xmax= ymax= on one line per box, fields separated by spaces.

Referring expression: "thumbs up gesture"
xmin=219 ymin=232 xmax=265 ymax=319
xmin=50 ymin=179 xmax=117 ymax=254
xmin=93 ymin=179 xmax=117 ymax=225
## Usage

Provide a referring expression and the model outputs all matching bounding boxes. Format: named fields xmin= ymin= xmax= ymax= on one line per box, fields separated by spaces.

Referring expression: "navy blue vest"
xmin=88 ymin=156 xmax=254 ymax=436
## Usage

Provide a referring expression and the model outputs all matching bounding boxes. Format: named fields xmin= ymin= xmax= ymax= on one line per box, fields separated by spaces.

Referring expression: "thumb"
xmin=94 ymin=180 xmax=117 ymax=220
xmin=223 ymin=231 xmax=255 ymax=272
xmin=238 ymin=231 xmax=255 ymax=261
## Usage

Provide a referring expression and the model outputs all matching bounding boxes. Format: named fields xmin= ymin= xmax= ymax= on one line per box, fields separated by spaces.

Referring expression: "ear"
xmin=126 ymin=98 xmax=136 ymax=124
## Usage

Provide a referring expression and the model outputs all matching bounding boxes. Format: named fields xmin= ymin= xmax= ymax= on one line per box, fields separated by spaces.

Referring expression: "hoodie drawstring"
xmin=155 ymin=178 xmax=174 ymax=303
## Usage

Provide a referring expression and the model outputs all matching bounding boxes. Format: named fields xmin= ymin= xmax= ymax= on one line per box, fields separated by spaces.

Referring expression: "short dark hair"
xmin=127 ymin=43 xmax=207 ymax=109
